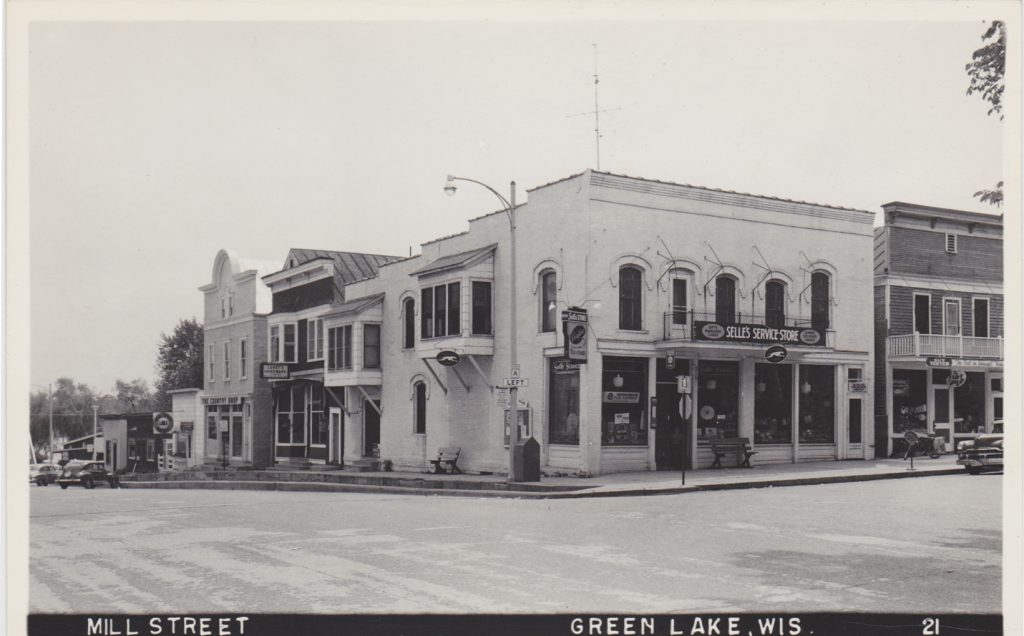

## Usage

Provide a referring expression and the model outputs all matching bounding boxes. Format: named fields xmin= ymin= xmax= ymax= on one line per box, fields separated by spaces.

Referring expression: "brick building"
xmin=872 ymin=202 xmax=1003 ymax=457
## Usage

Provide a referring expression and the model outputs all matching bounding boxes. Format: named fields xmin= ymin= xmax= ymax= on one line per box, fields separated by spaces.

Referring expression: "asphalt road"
xmin=28 ymin=474 xmax=1001 ymax=614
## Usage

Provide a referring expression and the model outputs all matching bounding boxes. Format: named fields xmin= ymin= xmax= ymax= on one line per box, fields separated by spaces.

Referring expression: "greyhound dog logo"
xmin=764 ymin=345 xmax=788 ymax=363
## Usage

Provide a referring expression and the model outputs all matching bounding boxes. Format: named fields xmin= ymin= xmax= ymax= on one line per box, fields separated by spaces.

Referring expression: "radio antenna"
xmin=566 ymin=44 xmax=621 ymax=170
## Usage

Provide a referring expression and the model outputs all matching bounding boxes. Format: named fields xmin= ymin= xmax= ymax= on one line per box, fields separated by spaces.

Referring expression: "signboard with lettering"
xmin=602 ymin=391 xmax=640 ymax=404
xmin=552 ymin=358 xmax=582 ymax=374
xmin=153 ymin=412 xmax=174 ymax=434
xmin=180 ymin=422 xmax=194 ymax=432
xmin=260 ymin=363 xmax=291 ymax=380
xmin=847 ymin=380 xmax=868 ymax=393
xmin=202 ymin=396 xmax=242 ymax=405
xmin=693 ymin=321 xmax=825 ymax=347
xmin=562 ymin=307 xmax=589 ymax=363
xmin=929 ymin=357 xmax=1000 ymax=369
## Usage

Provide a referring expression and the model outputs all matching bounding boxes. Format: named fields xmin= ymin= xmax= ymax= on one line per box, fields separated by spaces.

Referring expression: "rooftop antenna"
xmin=567 ymin=44 xmax=620 ymax=170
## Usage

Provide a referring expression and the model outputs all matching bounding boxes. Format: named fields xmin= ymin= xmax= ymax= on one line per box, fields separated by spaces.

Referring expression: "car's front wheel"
xmin=59 ymin=484 xmax=68 ymax=490
xmin=36 ymin=478 xmax=46 ymax=486
xmin=966 ymin=466 xmax=982 ymax=475
xmin=83 ymin=478 xmax=95 ymax=489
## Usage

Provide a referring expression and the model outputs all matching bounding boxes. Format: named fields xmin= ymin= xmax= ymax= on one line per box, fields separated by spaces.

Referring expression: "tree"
xmin=154 ymin=318 xmax=204 ymax=409
xmin=965 ymin=20 xmax=1005 ymax=207
xmin=29 ymin=378 xmax=100 ymax=448
xmin=114 ymin=378 xmax=157 ymax=412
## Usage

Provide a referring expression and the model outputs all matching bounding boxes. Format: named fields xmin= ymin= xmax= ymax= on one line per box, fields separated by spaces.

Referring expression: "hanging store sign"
xmin=693 ymin=321 xmax=825 ymax=347
xmin=552 ymin=358 xmax=582 ymax=374
xmin=436 ymin=350 xmax=461 ymax=367
xmin=602 ymin=391 xmax=640 ymax=404
xmin=202 ymin=396 xmax=243 ymax=405
xmin=562 ymin=308 xmax=589 ymax=363
xmin=152 ymin=412 xmax=174 ymax=434
xmin=260 ymin=363 xmax=291 ymax=380
xmin=764 ymin=345 xmax=789 ymax=363
xmin=948 ymin=370 xmax=967 ymax=388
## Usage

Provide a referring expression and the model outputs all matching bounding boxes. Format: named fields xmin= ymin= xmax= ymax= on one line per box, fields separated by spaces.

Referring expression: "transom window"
xmin=421 ymin=281 xmax=461 ymax=339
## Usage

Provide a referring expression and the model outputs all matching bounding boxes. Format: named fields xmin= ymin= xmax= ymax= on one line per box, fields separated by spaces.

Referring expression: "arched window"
xmin=765 ymin=280 xmax=786 ymax=328
xmin=619 ymin=266 xmax=643 ymax=330
xmin=811 ymin=272 xmax=830 ymax=330
xmin=540 ymin=270 xmax=557 ymax=332
xmin=413 ymin=381 xmax=427 ymax=434
xmin=715 ymin=276 xmax=736 ymax=324
xmin=403 ymin=297 xmax=415 ymax=349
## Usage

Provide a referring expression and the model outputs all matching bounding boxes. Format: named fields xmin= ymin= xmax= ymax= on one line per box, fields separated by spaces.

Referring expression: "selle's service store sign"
xmin=693 ymin=321 xmax=825 ymax=347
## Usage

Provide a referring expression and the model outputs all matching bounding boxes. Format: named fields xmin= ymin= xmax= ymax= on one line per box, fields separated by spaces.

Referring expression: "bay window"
xmin=421 ymin=281 xmax=461 ymax=339
xmin=328 ymin=325 xmax=352 ymax=370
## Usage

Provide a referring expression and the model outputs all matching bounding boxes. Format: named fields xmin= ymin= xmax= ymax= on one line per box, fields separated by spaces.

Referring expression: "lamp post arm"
xmin=446 ymin=175 xmax=514 ymax=222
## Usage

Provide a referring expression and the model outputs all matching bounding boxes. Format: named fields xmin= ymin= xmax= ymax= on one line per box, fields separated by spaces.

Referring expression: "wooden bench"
xmin=710 ymin=437 xmax=757 ymax=468
xmin=430 ymin=447 xmax=462 ymax=474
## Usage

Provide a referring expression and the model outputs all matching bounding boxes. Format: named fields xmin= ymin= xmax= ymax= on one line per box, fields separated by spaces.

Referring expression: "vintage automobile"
xmin=957 ymin=427 xmax=1003 ymax=475
xmin=57 ymin=460 xmax=120 ymax=489
xmin=30 ymin=463 xmax=60 ymax=486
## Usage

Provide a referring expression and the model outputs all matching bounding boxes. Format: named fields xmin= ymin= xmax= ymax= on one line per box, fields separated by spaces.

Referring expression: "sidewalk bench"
xmin=430 ymin=447 xmax=462 ymax=474
xmin=710 ymin=437 xmax=757 ymax=468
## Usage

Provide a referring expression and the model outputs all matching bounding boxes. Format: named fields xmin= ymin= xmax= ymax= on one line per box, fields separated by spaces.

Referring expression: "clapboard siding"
xmin=546 ymin=444 xmax=580 ymax=472
xmin=600 ymin=447 xmax=650 ymax=473
xmin=888 ymin=227 xmax=1002 ymax=282
xmin=889 ymin=286 xmax=1003 ymax=338
xmin=873 ymin=226 xmax=888 ymax=276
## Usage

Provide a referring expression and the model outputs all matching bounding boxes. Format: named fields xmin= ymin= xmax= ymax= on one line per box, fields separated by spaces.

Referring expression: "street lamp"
xmin=443 ymin=175 xmax=520 ymax=481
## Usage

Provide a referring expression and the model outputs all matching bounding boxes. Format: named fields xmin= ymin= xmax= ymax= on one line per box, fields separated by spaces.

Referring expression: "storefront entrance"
xmin=363 ymin=400 xmax=381 ymax=457
xmin=655 ymin=358 xmax=691 ymax=470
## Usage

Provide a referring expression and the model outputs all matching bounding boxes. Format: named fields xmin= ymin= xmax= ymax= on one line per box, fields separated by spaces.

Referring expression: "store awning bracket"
xmin=355 ymin=385 xmax=382 ymax=416
xmin=466 ymin=355 xmax=493 ymax=393
xmin=421 ymin=359 xmax=448 ymax=394
xmin=450 ymin=365 xmax=471 ymax=392
xmin=324 ymin=387 xmax=357 ymax=417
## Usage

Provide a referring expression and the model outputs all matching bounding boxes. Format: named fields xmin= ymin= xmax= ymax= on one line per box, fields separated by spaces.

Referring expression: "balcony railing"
xmin=888 ymin=333 xmax=1003 ymax=359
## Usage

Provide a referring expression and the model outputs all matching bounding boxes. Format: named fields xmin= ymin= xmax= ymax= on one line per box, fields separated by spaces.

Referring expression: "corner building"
xmin=347 ymin=170 xmax=876 ymax=475
xmin=873 ymin=202 xmax=1003 ymax=457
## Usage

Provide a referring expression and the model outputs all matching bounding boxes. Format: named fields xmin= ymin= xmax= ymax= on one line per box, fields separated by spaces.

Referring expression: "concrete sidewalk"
xmin=121 ymin=455 xmax=970 ymax=499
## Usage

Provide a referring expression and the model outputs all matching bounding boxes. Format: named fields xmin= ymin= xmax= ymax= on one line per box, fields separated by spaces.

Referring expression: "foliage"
xmin=965 ymin=21 xmax=1005 ymax=119
xmin=965 ymin=21 xmax=1005 ymax=207
xmin=114 ymin=378 xmax=158 ymax=412
xmin=29 ymin=378 xmax=100 ymax=448
xmin=154 ymin=318 xmax=204 ymax=409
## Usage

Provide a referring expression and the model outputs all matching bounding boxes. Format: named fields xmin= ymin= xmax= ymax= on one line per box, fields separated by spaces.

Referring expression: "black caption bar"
xmin=28 ymin=614 xmax=1003 ymax=636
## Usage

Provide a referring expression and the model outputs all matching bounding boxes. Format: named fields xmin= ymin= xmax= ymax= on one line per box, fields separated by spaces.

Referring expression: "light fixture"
xmin=612 ymin=374 xmax=624 ymax=388
xmin=706 ymin=379 xmax=717 ymax=390
xmin=756 ymin=381 xmax=766 ymax=393
xmin=801 ymin=381 xmax=812 ymax=395
xmin=443 ymin=175 xmax=457 ymax=197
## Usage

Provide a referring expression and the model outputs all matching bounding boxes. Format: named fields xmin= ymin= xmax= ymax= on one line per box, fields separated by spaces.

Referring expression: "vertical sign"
xmin=562 ymin=307 xmax=588 ymax=363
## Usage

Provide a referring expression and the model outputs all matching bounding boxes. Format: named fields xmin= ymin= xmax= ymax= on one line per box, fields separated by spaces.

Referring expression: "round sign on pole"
xmin=153 ymin=412 xmax=174 ymax=434
xmin=949 ymin=369 xmax=967 ymax=388
xmin=904 ymin=430 xmax=918 ymax=444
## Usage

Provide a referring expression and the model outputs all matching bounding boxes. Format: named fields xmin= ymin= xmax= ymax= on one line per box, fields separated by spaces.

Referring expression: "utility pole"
xmin=92 ymin=405 xmax=99 ymax=461
xmin=48 ymin=383 xmax=54 ymax=465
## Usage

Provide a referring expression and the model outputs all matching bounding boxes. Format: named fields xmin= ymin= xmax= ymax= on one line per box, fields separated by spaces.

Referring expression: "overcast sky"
xmin=24 ymin=8 xmax=1009 ymax=394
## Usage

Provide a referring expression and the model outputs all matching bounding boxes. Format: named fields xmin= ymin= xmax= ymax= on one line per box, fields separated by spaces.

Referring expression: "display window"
xmin=755 ymin=363 xmax=792 ymax=444
xmin=697 ymin=360 xmax=739 ymax=440
xmin=548 ymin=360 xmax=580 ymax=445
xmin=892 ymin=369 xmax=927 ymax=434
xmin=601 ymin=357 xmax=648 ymax=446
xmin=798 ymin=365 xmax=835 ymax=443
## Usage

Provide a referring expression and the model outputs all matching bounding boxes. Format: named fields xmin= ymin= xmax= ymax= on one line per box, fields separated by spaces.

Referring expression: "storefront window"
xmin=954 ymin=372 xmax=985 ymax=434
xmin=892 ymin=369 xmax=927 ymax=434
xmin=697 ymin=360 xmax=739 ymax=440
xmin=755 ymin=363 xmax=792 ymax=444
xmin=798 ymin=365 xmax=835 ymax=443
xmin=548 ymin=360 xmax=580 ymax=445
xmin=601 ymin=357 xmax=647 ymax=445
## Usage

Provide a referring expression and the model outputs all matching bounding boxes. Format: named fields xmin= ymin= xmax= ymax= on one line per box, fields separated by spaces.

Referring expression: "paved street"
xmin=29 ymin=474 xmax=1001 ymax=614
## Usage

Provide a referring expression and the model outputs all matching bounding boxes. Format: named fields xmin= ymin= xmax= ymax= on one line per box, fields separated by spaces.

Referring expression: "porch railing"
xmin=888 ymin=333 xmax=1003 ymax=359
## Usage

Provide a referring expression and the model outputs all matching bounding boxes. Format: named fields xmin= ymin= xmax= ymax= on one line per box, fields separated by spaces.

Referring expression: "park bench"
xmin=709 ymin=437 xmax=757 ymax=469
xmin=430 ymin=447 xmax=462 ymax=474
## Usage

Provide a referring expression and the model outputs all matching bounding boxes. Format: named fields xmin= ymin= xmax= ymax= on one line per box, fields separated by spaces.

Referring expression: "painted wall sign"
xmin=152 ymin=412 xmax=174 ymax=434
xmin=562 ymin=307 xmax=588 ymax=363
xmin=764 ymin=345 xmax=789 ymax=363
xmin=202 ymin=395 xmax=243 ymax=405
xmin=693 ymin=321 xmax=825 ymax=347
xmin=436 ymin=350 xmax=461 ymax=367
xmin=602 ymin=391 xmax=640 ymax=404
xmin=848 ymin=380 xmax=868 ymax=393
xmin=260 ymin=363 xmax=291 ymax=380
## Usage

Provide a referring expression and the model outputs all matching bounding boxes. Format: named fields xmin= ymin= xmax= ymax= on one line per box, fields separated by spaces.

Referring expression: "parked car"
xmin=30 ymin=463 xmax=60 ymax=486
xmin=957 ymin=430 xmax=1003 ymax=475
xmin=57 ymin=460 xmax=119 ymax=489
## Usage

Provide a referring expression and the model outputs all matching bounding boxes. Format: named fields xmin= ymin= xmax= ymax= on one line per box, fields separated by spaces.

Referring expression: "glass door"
xmin=328 ymin=407 xmax=343 ymax=464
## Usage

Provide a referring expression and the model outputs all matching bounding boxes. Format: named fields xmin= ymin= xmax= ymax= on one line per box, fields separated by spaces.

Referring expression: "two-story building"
xmin=344 ymin=170 xmax=876 ymax=475
xmin=262 ymin=248 xmax=403 ymax=466
xmin=873 ymin=202 xmax=1003 ymax=457
xmin=199 ymin=250 xmax=280 ymax=467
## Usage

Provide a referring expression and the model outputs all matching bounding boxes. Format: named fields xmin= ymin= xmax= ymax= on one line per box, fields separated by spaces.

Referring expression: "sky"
xmin=20 ymin=4 xmax=1012 ymax=394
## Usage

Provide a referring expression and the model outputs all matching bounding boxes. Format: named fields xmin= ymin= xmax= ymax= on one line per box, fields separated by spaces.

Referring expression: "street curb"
xmin=120 ymin=466 xmax=966 ymax=499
